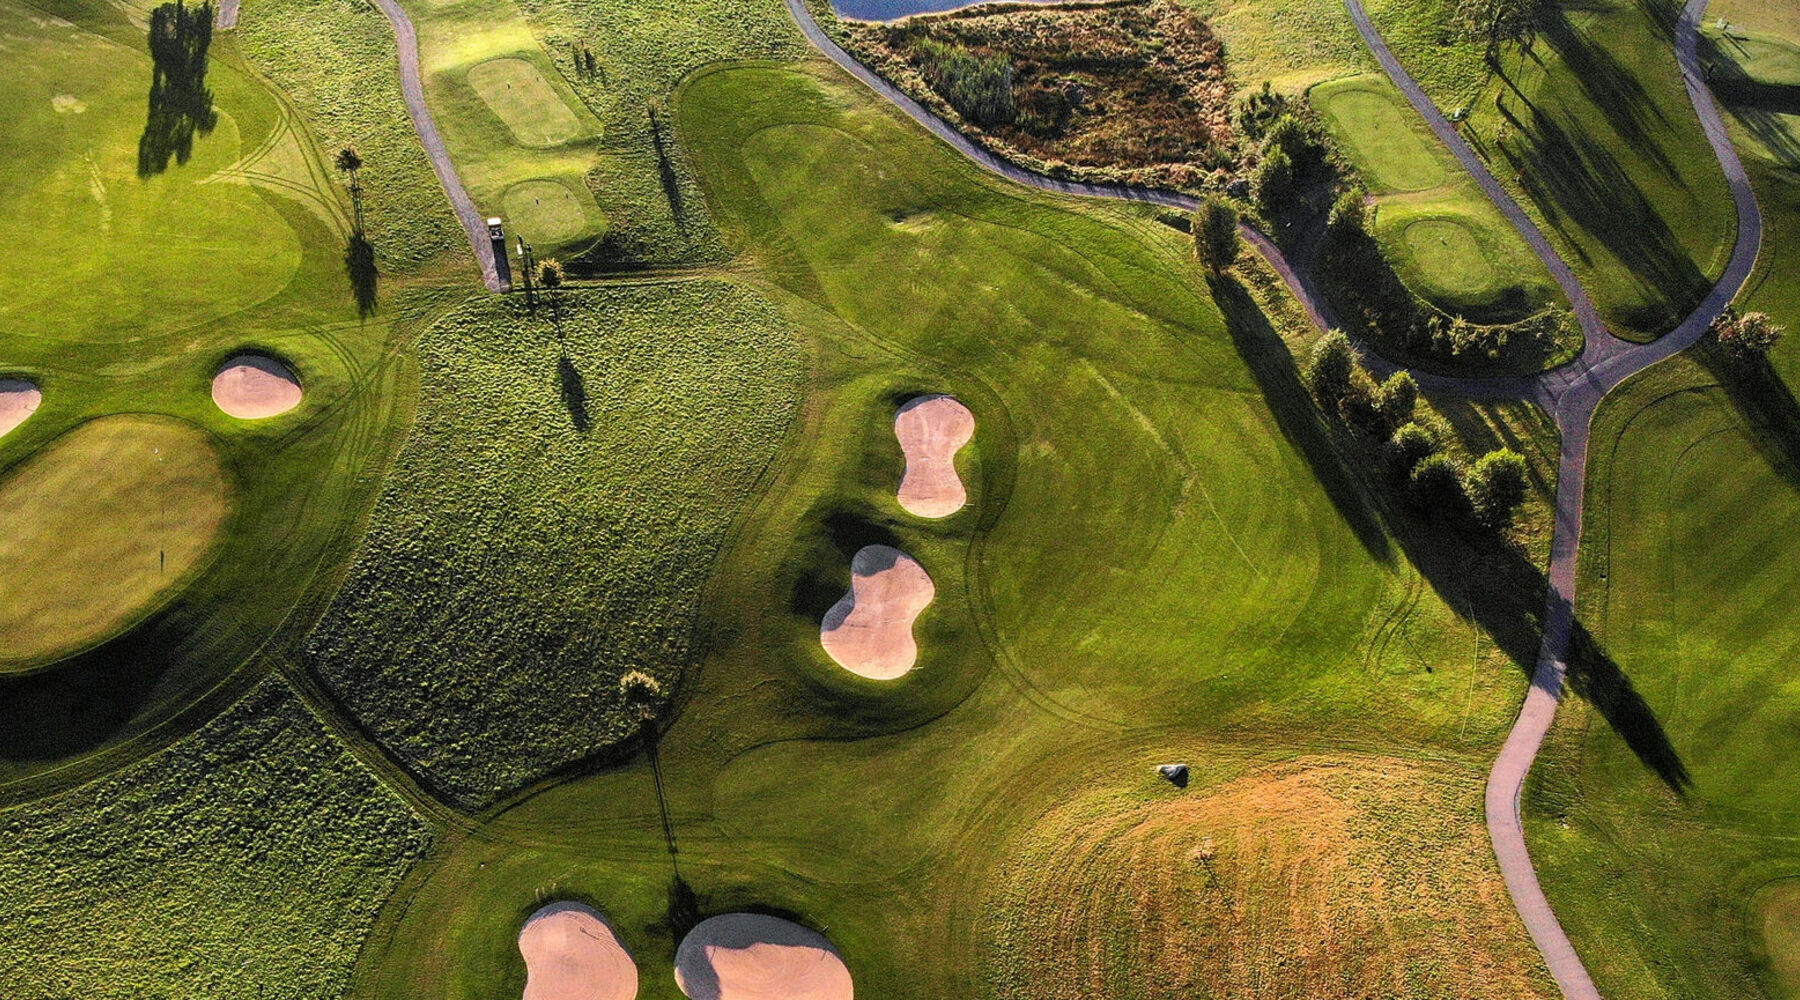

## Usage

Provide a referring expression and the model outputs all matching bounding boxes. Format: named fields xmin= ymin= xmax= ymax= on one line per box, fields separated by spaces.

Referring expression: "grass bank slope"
xmin=1372 ymin=0 xmax=1734 ymax=339
xmin=346 ymin=62 xmax=1552 ymax=1000
xmin=0 ymin=677 xmax=431 ymax=1000
xmin=1527 ymin=359 xmax=1800 ymax=1000
xmin=1187 ymin=0 xmax=1372 ymax=92
xmin=308 ymin=281 xmax=804 ymax=808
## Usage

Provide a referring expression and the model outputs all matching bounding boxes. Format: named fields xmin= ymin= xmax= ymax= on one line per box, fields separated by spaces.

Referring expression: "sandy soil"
xmin=0 ymin=380 xmax=41 ymax=439
xmin=212 ymin=355 xmax=302 ymax=419
xmin=894 ymin=395 xmax=974 ymax=518
xmin=674 ymin=913 xmax=852 ymax=1000
xmin=820 ymin=544 xmax=934 ymax=680
xmin=518 ymin=902 xmax=638 ymax=1000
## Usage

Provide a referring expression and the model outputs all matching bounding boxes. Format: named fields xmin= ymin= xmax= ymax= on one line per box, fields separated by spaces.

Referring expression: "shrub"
xmin=1262 ymin=115 xmax=1325 ymax=174
xmin=1339 ymin=384 xmax=1386 ymax=434
xmin=1306 ymin=330 xmax=1357 ymax=406
xmin=1327 ymin=188 xmax=1368 ymax=242
xmin=1410 ymin=452 xmax=1468 ymax=515
xmin=1253 ymin=144 xmax=1295 ymax=217
xmin=1713 ymin=310 xmax=1784 ymax=359
xmin=1378 ymin=371 xmax=1418 ymax=426
xmin=1192 ymin=196 xmax=1241 ymax=272
xmin=916 ymin=40 xmax=1017 ymax=127
xmin=1466 ymin=448 xmax=1529 ymax=529
xmin=1389 ymin=421 xmax=1439 ymax=476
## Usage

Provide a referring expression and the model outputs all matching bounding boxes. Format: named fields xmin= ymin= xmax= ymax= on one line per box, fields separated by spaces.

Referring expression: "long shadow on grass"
xmin=1216 ymin=273 xmax=1690 ymax=790
xmin=1493 ymin=98 xmax=1708 ymax=331
xmin=137 ymin=0 xmax=218 ymax=177
xmin=345 ymin=234 xmax=378 ymax=318
xmin=1694 ymin=345 xmax=1800 ymax=493
xmin=1701 ymin=32 xmax=1800 ymax=167
xmin=557 ymin=353 xmax=592 ymax=432
xmin=1528 ymin=6 xmax=1679 ymax=182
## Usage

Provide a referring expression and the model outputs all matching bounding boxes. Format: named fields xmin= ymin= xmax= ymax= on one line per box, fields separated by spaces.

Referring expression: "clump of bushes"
xmin=1305 ymin=331 xmax=1531 ymax=531
xmin=915 ymin=40 xmax=1017 ymax=127
xmin=1711 ymin=308 xmax=1785 ymax=359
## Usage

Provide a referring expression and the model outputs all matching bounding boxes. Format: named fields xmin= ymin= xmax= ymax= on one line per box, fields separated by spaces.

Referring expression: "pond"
xmin=830 ymin=0 xmax=1064 ymax=22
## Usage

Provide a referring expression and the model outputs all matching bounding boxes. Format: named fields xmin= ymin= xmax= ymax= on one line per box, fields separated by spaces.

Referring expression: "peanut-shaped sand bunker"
xmin=212 ymin=355 xmax=302 ymax=419
xmin=820 ymin=544 xmax=934 ymax=680
xmin=894 ymin=394 xmax=974 ymax=518
xmin=0 ymin=379 xmax=41 ymax=439
xmin=519 ymin=901 xmax=639 ymax=1000
xmin=674 ymin=913 xmax=853 ymax=1000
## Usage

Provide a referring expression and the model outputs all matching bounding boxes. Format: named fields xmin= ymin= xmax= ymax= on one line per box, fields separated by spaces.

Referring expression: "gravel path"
xmin=782 ymin=0 xmax=1762 ymax=997
xmin=366 ymin=0 xmax=504 ymax=291
xmin=217 ymin=0 xmax=240 ymax=29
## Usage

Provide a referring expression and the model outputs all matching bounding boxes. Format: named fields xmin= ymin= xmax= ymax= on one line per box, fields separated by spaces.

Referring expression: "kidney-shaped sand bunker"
xmin=894 ymin=394 xmax=974 ymax=518
xmin=518 ymin=901 xmax=638 ymax=1000
xmin=212 ymin=354 xmax=302 ymax=420
xmin=0 ymin=379 xmax=41 ymax=439
xmin=675 ymin=913 xmax=852 ymax=1000
xmin=820 ymin=544 xmax=935 ymax=680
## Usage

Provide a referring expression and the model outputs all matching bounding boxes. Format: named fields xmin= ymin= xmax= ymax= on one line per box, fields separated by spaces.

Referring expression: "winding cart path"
xmin=779 ymin=0 xmax=1761 ymax=997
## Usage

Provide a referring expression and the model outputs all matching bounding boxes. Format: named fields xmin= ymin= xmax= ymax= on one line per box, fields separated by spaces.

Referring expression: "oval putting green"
xmin=502 ymin=179 xmax=596 ymax=246
xmin=1312 ymin=79 xmax=1447 ymax=193
xmin=0 ymin=415 xmax=232 ymax=671
xmin=1400 ymin=218 xmax=1498 ymax=300
xmin=466 ymin=58 xmax=583 ymax=147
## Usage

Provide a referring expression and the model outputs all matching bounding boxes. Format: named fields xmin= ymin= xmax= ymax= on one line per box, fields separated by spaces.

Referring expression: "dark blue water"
xmin=830 ymin=0 xmax=1064 ymax=22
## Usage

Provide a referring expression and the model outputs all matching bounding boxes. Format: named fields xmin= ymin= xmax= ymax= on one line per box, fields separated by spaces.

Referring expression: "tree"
xmin=619 ymin=670 xmax=665 ymax=725
xmin=1466 ymin=448 xmax=1529 ymax=529
xmin=1410 ymin=452 xmax=1468 ymax=515
xmin=1457 ymin=0 xmax=1545 ymax=61
xmin=1191 ymin=197 xmax=1241 ymax=273
xmin=1378 ymin=371 xmax=1418 ymax=426
xmin=1305 ymin=330 xmax=1357 ymax=406
xmin=1389 ymin=421 xmax=1438 ymax=476
xmin=1714 ymin=310 xmax=1784 ymax=358
xmin=1326 ymin=188 xmax=1368 ymax=242
xmin=1253 ymin=144 xmax=1295 ymax=217
xmin=1262 ymin=115 xmax=1324 ymax=173
xmin=539 ymin=258 xmax=565 ymax=320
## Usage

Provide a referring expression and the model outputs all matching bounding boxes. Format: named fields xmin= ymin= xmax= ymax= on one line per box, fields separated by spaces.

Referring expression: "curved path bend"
xmin=783 ymin=0 xmax=1760 ymax=997
xmin=366 ymin=0 xmax=505 ymax=291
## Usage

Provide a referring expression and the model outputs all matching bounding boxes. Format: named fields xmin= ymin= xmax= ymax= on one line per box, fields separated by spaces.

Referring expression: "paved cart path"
xmin=779 ymin=1 xmax=1761 ymax=998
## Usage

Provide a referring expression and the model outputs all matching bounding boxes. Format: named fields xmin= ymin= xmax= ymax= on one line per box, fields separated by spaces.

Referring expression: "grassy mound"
xmin=1401 ymin=217 xmax=1497 ymax=294
xmin=307 ymin=281 xmax=804 ymax=807
xmin=985 ymin=758 xmax=1553 ymax=999
xmin=0 ymin=416 xmax=231 ymax=671
xmin=0 ymin=677 xmax=431 ymax=1000
xmin=503 ymin=178 xmax=595 ymax=244
xmin=1189 ymin=0 xmax=1371 ymax=92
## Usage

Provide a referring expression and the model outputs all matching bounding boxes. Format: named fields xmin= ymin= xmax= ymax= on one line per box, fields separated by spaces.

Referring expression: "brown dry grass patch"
xmin=982 ymin=757 xmax=1555 ymax=1000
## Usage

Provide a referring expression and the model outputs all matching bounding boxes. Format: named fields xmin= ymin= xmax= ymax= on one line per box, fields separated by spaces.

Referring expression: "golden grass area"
xmin=0 ymin=415 xmax=231 ymax=669
xmin=983 ymin=757 xmax=1556 ymax=1000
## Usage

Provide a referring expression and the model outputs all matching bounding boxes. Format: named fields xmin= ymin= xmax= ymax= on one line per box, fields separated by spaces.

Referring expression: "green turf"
xmin=0 ymin=677 xmax=432 ymax=1000
xmin=1184 ymin=0 xmax=1371 ymax=92
xmin=1312 ymin=74 xmax=1564 ymax=325
xmin=305 ymin=280 xmax=804 ymax=808
xmin=1377 ymin=0 xmax=1736 ymax=339
xmin=1362 ymin=0 xmax=1489 ymax=110
xmin=0 ymin=0 xmax=417 ymax=795
xmin=502 ymin=177 xmax=594 ymax=243
xmin=1524 ymin=358 xmax=1800 ymax=1000
xmin=398 ymin=0 xmax=609 ymax=256
xmin=0 ymin=416 xmax=231 ymax=671
xmin=340 ymin=61 xmax=1560 ymax=1000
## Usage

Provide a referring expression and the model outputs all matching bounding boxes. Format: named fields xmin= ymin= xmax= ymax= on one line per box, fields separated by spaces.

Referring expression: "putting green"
xmin=0 ymin=415 xmax=231 ymax=671
xmin=1311 ymin=77 xmax=1446 ymax=192
xmin=1400 ymin=217 xmax=1498 ymax=298
xmin=502 ymin=178 xmax=595 ymax=245
xmin=467 ymin=57 xmax=582 ymax=147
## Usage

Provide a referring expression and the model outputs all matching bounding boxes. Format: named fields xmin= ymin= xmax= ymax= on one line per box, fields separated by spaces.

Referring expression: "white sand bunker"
xmin=675 ymin=913 xmax=852 ymax=1000
xmin=820 ymin=544 xmax=934 ymax=680
xmin=0 ymin=379 xmax=42 ymax=439
xmin=212 ymin=355 xmax=302 ymax=419
xmin=519 ymin=902 xmax=639 ymax=1000
xmin=894 ymin=394 xmax=974 ymax=518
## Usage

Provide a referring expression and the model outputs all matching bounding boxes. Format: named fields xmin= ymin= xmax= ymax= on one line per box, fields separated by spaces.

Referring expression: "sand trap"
xmin=894 ymin=395 xmax=974 ymax=518
xmin=212 ymin=355 xmax=302 ymax=419
xmin=0 ymin=380 xmax=41 ymax=439
xmin=820 ymin=544 xmax=934 ymax=680
xmin=519 ymin=902 xmax=638 ymax=1000
xmin=674 ymin=913 xmax=852 ymax=1000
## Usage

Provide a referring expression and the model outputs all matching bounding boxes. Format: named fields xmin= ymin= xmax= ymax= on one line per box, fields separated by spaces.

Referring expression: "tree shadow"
xmin=1215 ymin=274 xmax=1690 ymax=791
xmin=1700 ymin=32 xmax=1800 ymax=168
xmin=556 ymin=353 xmax=591 ymax=432
xmin=1528 ymin=5 xmax=1678 ymax=181
xmin=137 ymin=1 xmax=217 ymax=177
xmin=648 ymin=105 xmax=688 ymax=234
xmin=1694 ymin=345 xmax=1800 ymax=493
xmin=345 ymin=233 xmax=378 ymax=318
xmin=1493 ymin=98 xmax=1708 ymax=330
